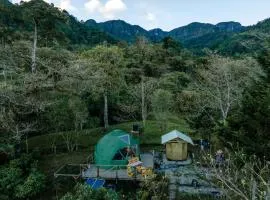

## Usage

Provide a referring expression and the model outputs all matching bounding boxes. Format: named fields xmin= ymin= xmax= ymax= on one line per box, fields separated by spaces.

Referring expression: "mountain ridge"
xmin=2 ymin=0 xmax=270 ymax=55
xmin=85 ymin=19 xmax=245 ymax=44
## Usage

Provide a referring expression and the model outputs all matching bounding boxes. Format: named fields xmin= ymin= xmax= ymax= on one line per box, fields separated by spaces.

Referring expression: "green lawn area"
xmin=28 ymin=120 xmax=194 ymax=153
xmin=29 ymin=119 xmax=193 ymax=181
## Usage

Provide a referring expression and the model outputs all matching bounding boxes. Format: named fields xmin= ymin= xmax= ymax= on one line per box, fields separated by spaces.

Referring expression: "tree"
xmin=0 ymin=43 xmax=75 ymax=152
xmin=137 ymin=175 xmax=168 ymax=200
xmin=0 ymin=153 xmax=45 ymax=200
xmin=60 ymin=183 xmax=119 ymax=200
xmin=15 ymin=170 xmax=46 ymax=199
xmin=68 ymin=96 xmax=88 ymax=131
xmin=68 ymin=96 xmax=88 ymax=150
xmin=210 ymin=151 xmax=269 ymax=200
xmin=81 ymin=45 xmax=124 ymax=129
xmin=151 ymin=89 xmax=173 ymax=132
xmin=227 ymin=49 xmax=270 ymax=158
xmin=126 ymin=37 xmax=162 ymax=126
xmin=194 ymin=55 xmax=263 ymax=124
xmin=0 ymin=42 xmax=41 ymax=151
xmin=20 ymin=0 xmax=66 ymax=72
xmin=159 ymin=72 xmax=190 ymax=94
xmin=20 ymin=0 xmax=68 ymax=46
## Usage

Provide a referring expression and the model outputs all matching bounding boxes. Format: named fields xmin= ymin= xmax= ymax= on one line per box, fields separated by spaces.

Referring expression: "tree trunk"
xmin=141 ymin=76 xmax=146 ymax=127
xmin=31 ymin=19 xmax=37 ymax=73
xmin=266 ymin=180 xmax=270 ymax=200
xmin=251 ymin=179 xmax=257 ymax=200
xmin=104 ymin=92 xmax=109 ymax=129
xmin=3 ymin=64 xmax=7 ymax=87
xmin=25 ymin=134 xmax=29 ymax=154
xmin=80 ymin=122 xmax=83 ymax=131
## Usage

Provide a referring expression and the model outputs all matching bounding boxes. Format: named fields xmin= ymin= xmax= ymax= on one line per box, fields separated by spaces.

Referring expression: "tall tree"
xmin=126 ymin=37 xmax=161 ymax=126
xmin=81 ymin=45 xmax=124 ymax=129
xmin=151 ymin=89 xmax=173 ymax=132
xmin=194 ymin=55 xmax=263 ymax=124
xmin=228 ymin=49 xmax=270 ymax=158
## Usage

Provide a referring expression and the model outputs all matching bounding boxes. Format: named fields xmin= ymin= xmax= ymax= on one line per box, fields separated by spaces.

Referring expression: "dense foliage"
xmin=0 ymin=0 xmax=269 ymax=199
xmin=0 ymin=0 xmax=116 ymax=48
xmin=0 ymin=153 xmax=45 ymax=200
xmin=60 ymin=183 xmax=119 ymax=200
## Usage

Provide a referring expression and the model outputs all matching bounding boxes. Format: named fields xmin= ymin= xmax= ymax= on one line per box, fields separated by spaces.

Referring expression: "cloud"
xmin=84 ymin=0 xmax=127 ymax=19
xmin=60 ymin=0 xmax=77 ymax=12
xmin=84 ymin=0 xmax=102 ymax=13
xmin=102 ymin=0 xmax=126 ymax=14
xmin=146 ymin=12 xmax=156 ymax=22
xmin=144 ymin=12 xmax=159 ymax=30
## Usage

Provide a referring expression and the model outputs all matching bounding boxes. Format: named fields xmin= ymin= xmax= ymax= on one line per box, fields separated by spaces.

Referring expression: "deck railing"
xmin=80 ymin=164 xmax=138 ymax=180
xmin=54 ymin=163 xmax=138 ymax=180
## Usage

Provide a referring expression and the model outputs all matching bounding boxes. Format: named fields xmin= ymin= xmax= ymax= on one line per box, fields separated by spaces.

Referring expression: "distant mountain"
xmin=2 ymin=0 xmax=270 ymax=55
xmin=85 ymin=19 xmax=149 ymax=42
xmin=148 ymin=28 xmax=168 ymax=42
xmin=85 ymin=19 xmax=245 ymax=48
xmin=169 ymin=22 xmax=215 ymax=41
xmin=216 ymin=22 xmax=243 ymax=32
xmin=216 ymin=18 xmax=270 ymax=55
xmin=182 ymin=22 xmax=244 ymax=52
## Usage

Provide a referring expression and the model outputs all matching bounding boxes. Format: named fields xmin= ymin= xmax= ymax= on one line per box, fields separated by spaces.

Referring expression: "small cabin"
xmin=161 ymin=130 xmax=194 ymax=161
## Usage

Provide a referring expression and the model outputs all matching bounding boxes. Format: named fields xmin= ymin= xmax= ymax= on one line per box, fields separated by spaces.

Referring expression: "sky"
xmin=11 ymin=0 xmax=270 ymax=31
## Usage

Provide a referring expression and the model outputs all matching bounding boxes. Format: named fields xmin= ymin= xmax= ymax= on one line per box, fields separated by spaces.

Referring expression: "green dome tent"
xmin=94 ymin=129 xmax=140 ymax=168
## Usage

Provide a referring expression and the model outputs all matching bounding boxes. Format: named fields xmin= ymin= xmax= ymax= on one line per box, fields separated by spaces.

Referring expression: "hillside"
xmin=2 ymin=0 xmax=270 ymax=55
xmin=85 ymin=19 xmax=149 ymax=42
xmin=217 ymin=18 xmax=270 ymax=55
xmin=2 ymin=0 xmax=269 ymax=55
xmin=85 ymin=19 xmax=243 ymax=42
xmin=1 ymin=1 xmax=270 ymax=199
xmin=83 ymin=17 xmax=270 ymax=55
xmin=0 ymin=0 xmax=116 ymax=48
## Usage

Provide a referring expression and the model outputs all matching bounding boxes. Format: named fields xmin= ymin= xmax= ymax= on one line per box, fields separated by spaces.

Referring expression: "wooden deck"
xmin=81 ymin=165 xmax=143 ymax=180
xmin=54 ymin=153 xmax=154 ymax=181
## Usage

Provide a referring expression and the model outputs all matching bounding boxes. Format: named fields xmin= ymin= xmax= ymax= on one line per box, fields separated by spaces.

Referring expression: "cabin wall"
xmin=166 ymin=141 xmax=188 ymax=160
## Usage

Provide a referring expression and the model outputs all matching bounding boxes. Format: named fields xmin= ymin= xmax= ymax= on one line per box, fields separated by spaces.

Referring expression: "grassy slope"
xmin=31 ymin=119 xmax=193 ymax=176
xmin=28 ymin=120 xmax=193 ymax=152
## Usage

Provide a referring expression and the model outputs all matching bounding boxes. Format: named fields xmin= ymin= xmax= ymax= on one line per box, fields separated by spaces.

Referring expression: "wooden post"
xmin=97 ymin=166 xmax=99 ymax=177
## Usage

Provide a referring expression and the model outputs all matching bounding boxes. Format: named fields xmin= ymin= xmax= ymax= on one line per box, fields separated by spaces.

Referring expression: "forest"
xmin=0 ymin=0 xmax=269 ymax=199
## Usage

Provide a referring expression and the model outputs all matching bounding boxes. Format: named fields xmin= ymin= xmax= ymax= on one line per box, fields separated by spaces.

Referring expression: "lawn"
xmin=28 ymin=120 xmax=194 ymax=153
xmin=28 ymin=119 xmax=196 ymax=179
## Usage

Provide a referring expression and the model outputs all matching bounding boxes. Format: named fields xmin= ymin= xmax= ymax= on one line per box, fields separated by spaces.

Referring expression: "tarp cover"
xmin=86 ymin=178 xmax=105 ymax=189
xmin=94 ymin=129 xmax=139 ymax=167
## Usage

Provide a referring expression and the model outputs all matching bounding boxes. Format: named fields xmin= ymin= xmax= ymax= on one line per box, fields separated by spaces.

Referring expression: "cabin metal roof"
xmin=161 ymin=130 xmax=194 ymax=145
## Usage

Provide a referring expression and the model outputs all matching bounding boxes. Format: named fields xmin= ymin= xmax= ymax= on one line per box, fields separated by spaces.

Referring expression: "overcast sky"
xmin=12 ymin=0 xmax=270 ymax=31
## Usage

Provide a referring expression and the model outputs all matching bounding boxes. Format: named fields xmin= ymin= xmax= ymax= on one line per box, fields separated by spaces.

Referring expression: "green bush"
xmin=60 ymin=183 xmax=119 ymax=200
xmin=0 ymin=153 xmax=46 ymax=200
